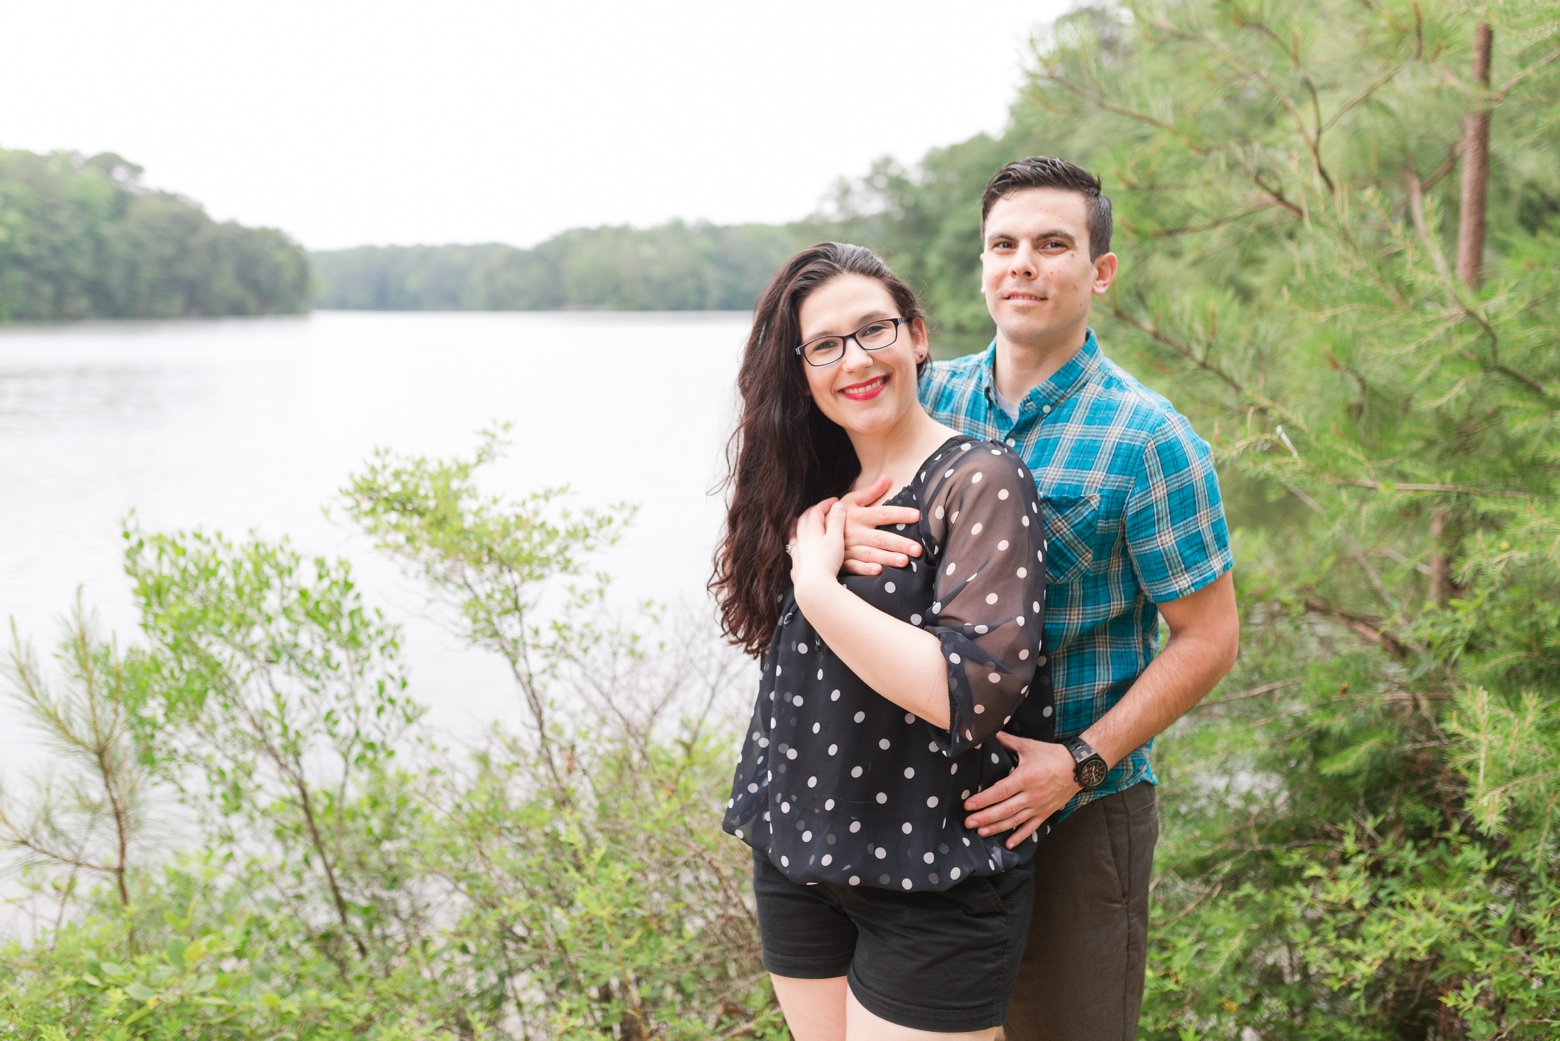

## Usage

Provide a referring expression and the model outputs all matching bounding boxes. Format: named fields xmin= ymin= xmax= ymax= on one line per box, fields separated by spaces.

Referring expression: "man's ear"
xmin=1092 ymin=252 xmax=1119 ymax=296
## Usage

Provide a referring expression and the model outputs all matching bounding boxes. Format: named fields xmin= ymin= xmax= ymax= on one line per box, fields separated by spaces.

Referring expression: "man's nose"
xmin=1008 ymin=246 xmax=1039 ymax=279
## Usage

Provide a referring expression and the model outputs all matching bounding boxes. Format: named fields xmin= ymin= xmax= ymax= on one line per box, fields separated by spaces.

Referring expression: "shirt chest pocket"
xmin=1039 ymin=493 xmax=1102 ymax=585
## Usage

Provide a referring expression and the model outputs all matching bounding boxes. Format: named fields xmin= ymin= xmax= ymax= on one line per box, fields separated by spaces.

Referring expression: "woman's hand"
xmin=789 ymin=497 xmax=845 ymax=595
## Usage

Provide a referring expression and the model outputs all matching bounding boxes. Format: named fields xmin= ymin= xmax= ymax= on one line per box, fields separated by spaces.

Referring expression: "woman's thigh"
xmin=771 ymin=974 xmax=849 ymax=1041
xmin=845 ymin=985 xmax=1001 ymax=1041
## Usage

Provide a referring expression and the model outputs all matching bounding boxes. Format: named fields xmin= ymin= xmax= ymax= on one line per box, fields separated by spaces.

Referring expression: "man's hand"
xmin=963 ymin=733 xmax=1079 ymax=849
xmin=837 ymin=474 xmax=922 ymax=576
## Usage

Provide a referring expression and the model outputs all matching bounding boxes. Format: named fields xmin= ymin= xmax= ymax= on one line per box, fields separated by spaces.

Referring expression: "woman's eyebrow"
xmin=804 ymin=310 xmax=895 ymax=338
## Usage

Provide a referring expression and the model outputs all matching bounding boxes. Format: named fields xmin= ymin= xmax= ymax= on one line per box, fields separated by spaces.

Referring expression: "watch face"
xmin=1079 ymin=758 xmax=1108 ymax=789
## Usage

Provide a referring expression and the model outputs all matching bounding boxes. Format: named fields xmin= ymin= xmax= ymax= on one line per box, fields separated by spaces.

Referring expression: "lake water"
xmin=0 ymin=311 xmax=753 ymax=782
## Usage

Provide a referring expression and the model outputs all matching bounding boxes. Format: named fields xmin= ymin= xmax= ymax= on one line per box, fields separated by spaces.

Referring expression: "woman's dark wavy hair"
xmin=711 ymin=242 xmax=926 ymax=657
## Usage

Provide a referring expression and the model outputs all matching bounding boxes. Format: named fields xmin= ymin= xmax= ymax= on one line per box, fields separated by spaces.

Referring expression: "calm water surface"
xmin=0 ymin=311 xmax=750 ymax=780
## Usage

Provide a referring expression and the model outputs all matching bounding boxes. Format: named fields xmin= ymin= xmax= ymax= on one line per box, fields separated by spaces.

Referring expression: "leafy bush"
xmin=2 ymin=434 xmax=780 ymax=1040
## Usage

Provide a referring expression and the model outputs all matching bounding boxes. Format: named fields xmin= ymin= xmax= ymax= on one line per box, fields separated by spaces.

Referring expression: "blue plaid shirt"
xmin=920 ymin=329 xmax=1232 ymax=814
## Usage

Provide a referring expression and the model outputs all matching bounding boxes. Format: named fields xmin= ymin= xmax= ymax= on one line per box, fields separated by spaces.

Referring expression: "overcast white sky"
xmin=0 ymin=1 xmax=1070 ymax=251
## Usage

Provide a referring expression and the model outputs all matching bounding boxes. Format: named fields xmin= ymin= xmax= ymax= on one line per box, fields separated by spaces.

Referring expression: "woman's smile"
xmin=838 ymin=374 xmax=889 ymax=401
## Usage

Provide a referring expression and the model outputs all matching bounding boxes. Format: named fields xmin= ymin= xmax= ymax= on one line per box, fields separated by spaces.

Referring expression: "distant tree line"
xmin=0 ymin=148 xmax=311 ymax=321
xmin=311 ymin=221 xmax=810 ymax=312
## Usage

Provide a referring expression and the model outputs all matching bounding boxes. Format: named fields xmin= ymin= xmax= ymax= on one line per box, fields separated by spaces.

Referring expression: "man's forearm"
xmin=1081 ymin=588 xmax=1239 ymax=768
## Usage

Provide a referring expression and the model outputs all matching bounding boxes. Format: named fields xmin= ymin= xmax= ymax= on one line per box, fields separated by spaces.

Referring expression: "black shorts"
xmin=753 ymin=852 xmax=1036 ymax=1032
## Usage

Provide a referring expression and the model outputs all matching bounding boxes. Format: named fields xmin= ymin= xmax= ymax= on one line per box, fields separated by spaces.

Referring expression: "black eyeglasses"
xmin=795 ymin=317 xmax=905 ymax=367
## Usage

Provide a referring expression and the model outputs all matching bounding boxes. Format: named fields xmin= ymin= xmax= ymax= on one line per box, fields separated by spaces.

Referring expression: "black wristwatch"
xmin=1062 ymin=736 xmax=1109 ymax=791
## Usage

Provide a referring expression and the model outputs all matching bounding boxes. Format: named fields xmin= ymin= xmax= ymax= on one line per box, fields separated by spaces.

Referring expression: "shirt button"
xmin=1005 ymin=438 xmax=1016 ymax=446
xmin=1042 ymin=404 xmax=1052 ymax=414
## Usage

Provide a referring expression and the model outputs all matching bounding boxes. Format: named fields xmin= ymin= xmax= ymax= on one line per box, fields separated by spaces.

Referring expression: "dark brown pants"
xmin=1003 ymin=782 xmax=1159 ymax=1041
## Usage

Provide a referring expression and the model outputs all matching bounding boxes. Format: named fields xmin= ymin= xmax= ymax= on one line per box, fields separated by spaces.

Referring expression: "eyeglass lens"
xmin=801 ymin=319 xmax=900 ymax=366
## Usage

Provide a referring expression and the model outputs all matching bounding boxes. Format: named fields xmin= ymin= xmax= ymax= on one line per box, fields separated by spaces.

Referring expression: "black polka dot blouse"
xmin=724 ymin=436 xmax=1053 ymax=892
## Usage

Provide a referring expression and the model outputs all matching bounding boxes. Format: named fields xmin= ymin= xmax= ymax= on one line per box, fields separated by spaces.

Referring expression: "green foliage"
xmin=0 ymin=148 xmax=311 ymax=321
xmin=311 ymin=221 xmax=806 ymax=311
xmin=2 ymin=437 xmax=774 ymax=1039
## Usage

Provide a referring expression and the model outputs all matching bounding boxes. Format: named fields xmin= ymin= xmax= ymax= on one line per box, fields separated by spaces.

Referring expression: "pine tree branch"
xmin=1301 ymin=598 xmax=1406 ymax=658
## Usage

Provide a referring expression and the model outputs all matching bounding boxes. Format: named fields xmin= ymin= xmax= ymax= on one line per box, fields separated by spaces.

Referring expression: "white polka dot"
xmin=759 ymin=737 xmax=770 ymax=747
xmin=781 ymin=801 xmax=791 ymax=812
xmin=875 ymin=847 xmax=887 ymax=859
xmin=950 ymin=763 xmax=958 ymax=774
xmin=1016 ymin=616 xmax=1025 ymax=627
xmin=971 ymin=522 xmax=984 ymax=535
xmin=802 ymin=830 xmax=812 ymax=841
xmin=935 ymin=506 xmax=945 ymax=519
xmin=975 ymin=704 xmax=986 ymax=714
xmin=1043 ymin=705 xmax=1053 ymax=717
xmin=905 ymin=712 xmax=916 ymax=724
xmin=851 ymin=766 xmax=863 ymax=777
xmin=797 ymin=643 xmax=808 ymax=654
xmin=794 ymin=695 xmax=804 ymax=706
xmin=932 ymin=601 xmax=942 ymax=614
xmin=1019 ymin=649 xmax=1030 ymax=660
xmin=831 ymin=689 xmax=841 ymax=701
xmin=971 ymin=472 xmax=983 ymax=484
xmin=927 ymin=796 xmax=939 ymax=808
xmin=885 ymin=581 xmax=896 ymax=593
xmin=876 ymin=792 xmax=888 ymax=804
xmin=850 ymin=821 xmax=862 ymax=832
xmin=985 ymin=592 xmax=999 ymax=605
xmin=945 ymin=469 xmax=955 ymax=478
xmin=854 ymin=711 xmax=866 ymax=723
xmin=961 ymin=790 xmax=971 ymax=800
xmin=812 ymin=722 xmax=820 ymax=733
xmin=961 ymin=444 xmax=971 ymax=451
xmin=946 ymin=561 xmax=957 ymax=575
xmin=817 ymin=669 xmax=823 ymax=679
xmin=949 ymin=652 xmax=961 ymax=664
xmin=952 ymin=510 xmax=960 ymax=522
xmin=910 ymin=613 xmax=922 ymax=626
xmin=902 ymin=822 xmax=913 ymax=834
xmin=989 ymin=672 xmax=1001 ymax=684
xmin=904 ymin=767 xmax=915 ymax=778
xmin=1022 ymin=516 xmax=1030 ymax=527
xmin=734 ymin=828 xmax=744 ymax=839
xmin=991 ymin=449 xmax=1002 ymax=455
xmin=902 ymin=879 xmax=913 ymax=890
xmin=825 ymin=799 xmax=835 ymax=810
xmin=828 ymin=744 xmax=838 ymax=755
xmin=1018 ymin=469 xmax=1026 ymax=477
xmin=998 ymin=489 xmax=1009 ymax=500
xmin=849 ymin=876 xmax=860 ymax=885
xmin=974 ymin=625 xmax=988 ymax=634
xmin=950 ymin=867 xmax=961 ymax=880
xmin=929 ymin=740 xmax=940 ymax=751
xmin=822 ymin=854 xmax=832 ymax=865
xmin=1033 ymin=601 xmax=1041 ymax=612
xmin=786 ymin=748 xmax=797 ymax=760
xmin=747 ymin=783 xmax=759 ymax=793
xmin=991 ymin=753 xmax=1000 ymax=763
xmin=1017 ymin=567 xmax=1027 ymax=577
xmin=807 ymin=776 xmax=817 ymax=788
xmin=879 ymin=738 xmax=891 ymax=750
xmin=780 ymin=856 xmax=788 ymax=867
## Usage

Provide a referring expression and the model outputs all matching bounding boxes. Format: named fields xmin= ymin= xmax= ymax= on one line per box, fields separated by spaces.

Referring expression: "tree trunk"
xmin=1456 ymin=22 xmax=1493 ymax=289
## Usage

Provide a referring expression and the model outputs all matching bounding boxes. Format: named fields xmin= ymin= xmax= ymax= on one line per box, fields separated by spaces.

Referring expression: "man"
xmin=840 ymin=156 xmax=1239 ymax=1040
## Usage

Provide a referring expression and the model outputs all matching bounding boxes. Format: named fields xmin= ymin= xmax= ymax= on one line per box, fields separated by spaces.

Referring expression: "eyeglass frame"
xmin=793 ymin=317 xmax=906 ymax=368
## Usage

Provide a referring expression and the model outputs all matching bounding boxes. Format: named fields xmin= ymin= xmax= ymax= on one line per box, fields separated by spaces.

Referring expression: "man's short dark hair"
xmin=980 ymin=156 xmax=1113 ymax=260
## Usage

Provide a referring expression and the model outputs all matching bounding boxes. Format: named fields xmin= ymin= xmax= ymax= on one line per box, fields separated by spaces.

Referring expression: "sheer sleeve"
xmin=920 ymin=442 xmax=1047 ymax=757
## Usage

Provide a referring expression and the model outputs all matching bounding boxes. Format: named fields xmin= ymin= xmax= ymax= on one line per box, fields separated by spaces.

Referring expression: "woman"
xmin=712 ymin=243 xmax=1051 ymax=1039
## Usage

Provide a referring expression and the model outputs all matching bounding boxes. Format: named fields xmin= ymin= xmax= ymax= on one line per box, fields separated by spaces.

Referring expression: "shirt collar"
xmin=979 ymin=328 xmax=1102 ymax=417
